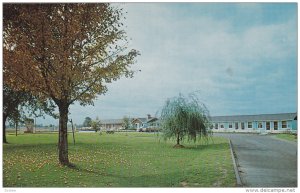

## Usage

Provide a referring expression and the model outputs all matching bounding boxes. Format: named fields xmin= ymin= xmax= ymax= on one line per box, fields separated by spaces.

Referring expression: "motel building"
xmin=210 ymin=112 xmax=297 ymax=133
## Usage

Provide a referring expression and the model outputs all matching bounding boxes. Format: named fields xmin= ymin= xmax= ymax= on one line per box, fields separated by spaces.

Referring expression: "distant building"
xmin=147 ymin=117 xmax=160 ymax=129
xmin=210 ymin=112 xmax=297 ymax=133
xmin=100 ymin=119 xmax=123 ymax=131
xmin=100 ymin=114 xmax=160 ymax=132
xmin=132 ymin=114 xmax=160 ymax=132
xmin=131 ymin=118 xmax=148 ymax=130
xmin=99 ymin=112 xmax=296 ymax=134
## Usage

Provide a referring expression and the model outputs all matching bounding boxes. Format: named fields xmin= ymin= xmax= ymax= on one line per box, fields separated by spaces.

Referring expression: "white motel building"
xmin=210 ymin=112 xmax=297 ymax=133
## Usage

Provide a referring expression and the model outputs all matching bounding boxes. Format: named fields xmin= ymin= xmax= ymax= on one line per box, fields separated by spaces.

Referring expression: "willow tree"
xmin=3 ymin=4 xmax=139 ymax=165
xmin=160 ymin=94 xmax=212 ymax=148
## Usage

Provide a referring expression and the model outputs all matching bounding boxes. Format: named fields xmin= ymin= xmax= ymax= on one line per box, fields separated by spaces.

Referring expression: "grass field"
xmin=275 ymin=133 xmax=297 ymax=142
xmin=3 ymin=132 xmax=236 ymax=187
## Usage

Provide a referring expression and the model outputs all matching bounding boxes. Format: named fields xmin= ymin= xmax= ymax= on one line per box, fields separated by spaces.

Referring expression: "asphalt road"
xmin=215 ymin=133 xmax=297 ymax=187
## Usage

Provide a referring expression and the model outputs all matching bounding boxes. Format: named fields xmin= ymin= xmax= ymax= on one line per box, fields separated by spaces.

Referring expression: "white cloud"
xmin=120 ymin=3 xmax=297 ymax=116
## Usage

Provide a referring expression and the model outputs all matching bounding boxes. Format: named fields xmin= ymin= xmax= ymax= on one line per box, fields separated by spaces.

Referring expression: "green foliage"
xmin=122 ymin=116 xmax=131 ymax=130
xmin=82 ymin=117 xmax=92 ymax=127
xmin=3 ymin=133 xmax=236 ymax=187
xmin=91 ymin=117 xmax=101 ymax=132
xmin=275 ymin=133 xmax=297 ymax=142
xmin=3 ymin=84 xmax=55 ymax=123
xmin=3 ymin=84 xmax=55 ymax=142
xmin=160 ymin=93 xmax=212 ymax=146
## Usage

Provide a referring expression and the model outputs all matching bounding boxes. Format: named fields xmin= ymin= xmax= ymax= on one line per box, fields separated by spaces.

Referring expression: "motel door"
xmin=273 ymin=121 xmax=278 ymax=131
xmin=266 ymin=122 xmax=270 ymax=131
xmin=266 ymin=121 xmax=278 ymax=132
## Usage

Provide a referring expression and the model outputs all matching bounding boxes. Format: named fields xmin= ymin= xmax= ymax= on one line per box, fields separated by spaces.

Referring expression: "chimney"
xmin=147 ymin=114 xmax=151 ymax=120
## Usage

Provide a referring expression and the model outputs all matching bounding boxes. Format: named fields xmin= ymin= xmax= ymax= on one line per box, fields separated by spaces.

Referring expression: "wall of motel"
xmin=210 ymin=113 xmax=297 ymax=133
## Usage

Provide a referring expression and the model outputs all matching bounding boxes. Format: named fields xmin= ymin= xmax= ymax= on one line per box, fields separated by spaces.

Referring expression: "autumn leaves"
xmin=3 ymin=4 xmax=139 ymax=165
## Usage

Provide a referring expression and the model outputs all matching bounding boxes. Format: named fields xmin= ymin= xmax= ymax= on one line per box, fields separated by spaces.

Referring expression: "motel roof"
xmin=132 ymin=118 xmax=148 ymax=123
xmin=101 ymin=119 xmax=123 ymax=124
xmin=211 ymin=113 xmax=297 ymax=122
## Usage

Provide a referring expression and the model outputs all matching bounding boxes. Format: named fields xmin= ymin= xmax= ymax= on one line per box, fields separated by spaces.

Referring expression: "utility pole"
xmin=34 ymin=117 xmax=36 ymax=133
xmin=70 ymin=119 xmax=75 ymax=145
xmin=15 ymin=121 xmax=18 ymax=136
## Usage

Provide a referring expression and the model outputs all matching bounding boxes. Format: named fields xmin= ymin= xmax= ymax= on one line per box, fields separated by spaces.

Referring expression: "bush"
xmin=106 ymin=131 xmax=115 ymax=134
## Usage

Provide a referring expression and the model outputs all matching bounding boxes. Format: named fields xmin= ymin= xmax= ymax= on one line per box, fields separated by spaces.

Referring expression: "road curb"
xmin=228 ymin=139 xmax=243 ymax=187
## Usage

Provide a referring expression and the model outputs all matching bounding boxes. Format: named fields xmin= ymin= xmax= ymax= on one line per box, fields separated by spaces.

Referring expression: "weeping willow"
xmin=160 ymin=93 xmax=212 ymax=147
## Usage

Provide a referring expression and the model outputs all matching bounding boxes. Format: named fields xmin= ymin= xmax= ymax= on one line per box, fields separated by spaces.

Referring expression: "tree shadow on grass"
xmin=183 ymin=142 xmax=229 ymax=151
xmin=67 ymin=164 xmax=101 ymax=175
xmin=66 ymin=163 xmax=233 ymax=187
xmin=3 ymin=143 xmax=57 ymax=152
xmin=67 ymin=164 xmax=193 ymax=187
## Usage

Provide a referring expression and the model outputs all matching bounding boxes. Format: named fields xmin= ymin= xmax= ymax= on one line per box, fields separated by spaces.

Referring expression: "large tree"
xmin=3 ymin=4 xmax=139 ymax=165
xmin=160 ymin=94 xmax=212 ymax=148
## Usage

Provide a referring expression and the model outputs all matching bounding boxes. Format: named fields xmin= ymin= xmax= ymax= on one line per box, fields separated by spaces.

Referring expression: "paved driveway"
xmin=215 ymin=133 xmax=297 ymax=187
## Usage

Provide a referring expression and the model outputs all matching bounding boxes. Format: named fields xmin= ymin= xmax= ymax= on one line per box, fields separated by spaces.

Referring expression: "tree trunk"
xmin=15 ymin=121 xmax=18 ymax=137
xmin=3 ymin=113 xmax=7 ymax=143
xmin=58 ymin=103 xmax=70 ymax=166
xmin=176 ymin=133 xmax=180 ymax=145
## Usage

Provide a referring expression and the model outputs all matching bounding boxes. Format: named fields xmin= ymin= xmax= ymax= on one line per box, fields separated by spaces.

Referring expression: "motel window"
xmin=229 ymin=123 xmax=233 ymax=129
xmin=274 ymin=121 xmax=278 ymax=130
xmin=235 ymin=122 xmax=239 ymax=129
xmin=220 ymin=124 xmax=224 ymax=129
xmin=258 ymin=122 xmax=263 ymax=128
xmin=266 ymin=122 xmax=270 ymax=130
xmin=282 ymin=121 xmax=287 ymax=128
xmin=241 ymin=122 xmax=245 ymax=130
xmin=248 ymin=122 xmax=252 ymax=129
xmin=215 ymin=123 xmax=218 ymax=129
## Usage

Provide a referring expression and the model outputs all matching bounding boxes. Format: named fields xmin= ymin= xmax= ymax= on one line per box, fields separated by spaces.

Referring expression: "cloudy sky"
xmin=38 ymin=3 xmax=297 ymax=125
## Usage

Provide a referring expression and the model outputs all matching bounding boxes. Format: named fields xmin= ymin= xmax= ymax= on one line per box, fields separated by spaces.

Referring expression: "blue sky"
xmin=38 ymin=3 xmax=297 ymax=125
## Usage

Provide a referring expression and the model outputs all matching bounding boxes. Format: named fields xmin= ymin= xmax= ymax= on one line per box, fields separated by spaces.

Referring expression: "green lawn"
xmin=3 ymin=132 xmax=236 ymax=187
xmin=275 ymin=133 xmax=297 ymax=142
